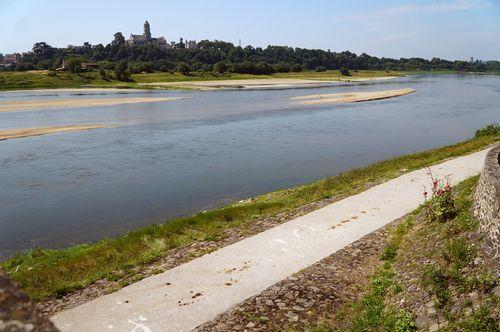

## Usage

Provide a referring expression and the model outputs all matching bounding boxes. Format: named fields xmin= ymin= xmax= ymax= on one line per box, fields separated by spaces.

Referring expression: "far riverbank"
xmin=0 ymin=69 xmax=404 ymax=91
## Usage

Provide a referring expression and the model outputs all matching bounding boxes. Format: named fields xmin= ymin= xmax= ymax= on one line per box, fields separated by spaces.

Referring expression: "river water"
xmin=0 ymin=74 xmax=499 ymax=259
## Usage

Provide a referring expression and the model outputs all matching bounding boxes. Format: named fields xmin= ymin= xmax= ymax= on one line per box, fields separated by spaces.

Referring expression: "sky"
xmin=0 ymin=0 xmax=499 ymax=60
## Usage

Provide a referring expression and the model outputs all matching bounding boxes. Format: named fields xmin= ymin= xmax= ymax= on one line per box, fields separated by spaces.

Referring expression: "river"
xmin=0 ymin=74 xmax=499 ymax=259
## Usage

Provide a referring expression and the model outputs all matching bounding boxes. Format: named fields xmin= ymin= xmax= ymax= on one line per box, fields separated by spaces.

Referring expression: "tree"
xmin=176 ymin=62 xmax=191 ymax=75
xmin=112 ymin=32 xmax=126 ymax=46
xmin=290 ymin=64 xmax=302 ymax=72
xmin=65 ymin=57 xmax=84 ymax=73
xmin=176 ymin=37 xmax=185 ymax=49
xmin=315 ymin=66 xmax=327 ymax=72
xmin=213 ymin=61 xmax=227 ymax=73
xmin=114 ymin=60 xmax=131 ymax=81
xmin=99 ymin=69 xmax=107 ymax=79
xmin=32 ymin=42 xmax=55 ymax=59
xmin=339 ymin=66 xmax=351 ymax=76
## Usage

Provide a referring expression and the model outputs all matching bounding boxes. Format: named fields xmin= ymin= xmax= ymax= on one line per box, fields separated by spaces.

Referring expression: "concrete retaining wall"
xmin=473 ymin=143 xmax=500 ymax=263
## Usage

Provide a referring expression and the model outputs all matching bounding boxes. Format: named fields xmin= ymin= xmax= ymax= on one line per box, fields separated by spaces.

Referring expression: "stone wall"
xmin=473 ymin=143 xmax=500 ymax=264
xmin=0 ymin=268 xmax=58 ymax=331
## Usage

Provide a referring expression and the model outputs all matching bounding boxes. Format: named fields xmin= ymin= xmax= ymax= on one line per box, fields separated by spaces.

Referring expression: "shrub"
xmin=65 ymin=57 xmax=85 ymax=73
xmin=339 ymin=67 xmax=351 ymax=76
xmin=274 ymin=62 xmax=290 ymax=73
xmin=315 ymin=66 xmax=327 ymax=72
xmin=176 ymin=62 xmax=192 ymax=75
xmin=422 ymin=266 xmax=451 ymax=308
xmin=175 ymin=62 xmax=191 ymax=75
xmin=290 ymin=64 xmax=302 ymax=72
xmin=422 ymin=171 xmax=456 ymax=223
xmin=99 ymin=69 xmax=107 ymax=79
xmin=114 ymin=60 xmax=131 ymax=81
xmin=231 ymin=62 xmax=274 ymax=75
xmin=213 ymin=61 xmax=227 ymax=73
xmin=443 ymin=237 xmax=473 ymax=269
xmin=475 ymin=124 xmax=500 ymax=137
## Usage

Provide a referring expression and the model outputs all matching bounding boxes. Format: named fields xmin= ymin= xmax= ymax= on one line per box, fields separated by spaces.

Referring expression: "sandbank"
xmin=0 ymin=97 xmax=185 ymax=112
xmin=291 ymin=88 xmax=415 ymax=105
xmin=0 ymin=124 xmax=111 ymax=141
xmin=139 ymin=76 xmax=397 ymax=90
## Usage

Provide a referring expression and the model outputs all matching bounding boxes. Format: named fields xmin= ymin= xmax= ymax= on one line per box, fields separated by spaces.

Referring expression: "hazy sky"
xmin=1 ymin=0 xmax=499 ymax=60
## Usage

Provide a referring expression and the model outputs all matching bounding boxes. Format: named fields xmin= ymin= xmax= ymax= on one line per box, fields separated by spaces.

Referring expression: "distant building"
xmin=1 ymin=53 xmax=21 ymax=68
xmin=21 ymin=51 xmax=33 ymax=59
xmin=81 ymin=62 xmax=100 ymax=70
xmin=184 ymin=40 xmax=197 ymax=49
xmin=56 ymin=59 xmax=100 ymax=71
xmin=128 ymin=21 xmax=167 ymax=47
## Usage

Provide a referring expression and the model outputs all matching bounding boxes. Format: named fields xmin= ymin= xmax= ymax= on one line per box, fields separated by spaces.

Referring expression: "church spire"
xmin=144 ymin=20 xmax=151 ymax=40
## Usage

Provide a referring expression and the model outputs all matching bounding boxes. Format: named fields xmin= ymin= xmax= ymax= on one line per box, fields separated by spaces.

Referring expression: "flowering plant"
xmin=422 ymin=168 xmax=456 ymax=223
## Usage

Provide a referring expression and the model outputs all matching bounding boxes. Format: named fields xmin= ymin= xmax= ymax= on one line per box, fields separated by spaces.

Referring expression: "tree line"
xmin=5 ymin=37 xmax=500 ymax=79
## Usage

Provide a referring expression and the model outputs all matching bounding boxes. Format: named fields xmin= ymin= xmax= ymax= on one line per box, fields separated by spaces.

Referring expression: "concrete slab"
xmin=51 ymin=148 xmax=491 ymax=332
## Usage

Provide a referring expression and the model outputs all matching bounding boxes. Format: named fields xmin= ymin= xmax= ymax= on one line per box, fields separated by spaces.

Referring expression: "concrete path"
xmin=52 ymin=148 xmax=491 ymax=332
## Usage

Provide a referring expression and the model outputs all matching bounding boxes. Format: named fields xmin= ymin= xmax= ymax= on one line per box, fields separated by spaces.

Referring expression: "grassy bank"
xmin=313 ymin=175 xmax=499 ymax=331
xmin=0 ymin=70 xmax=403 ymax=91
xmin=2 ymin=128 xmax=498 ymax=302
xmin=0 ymin=70 xmax=116 ymax=90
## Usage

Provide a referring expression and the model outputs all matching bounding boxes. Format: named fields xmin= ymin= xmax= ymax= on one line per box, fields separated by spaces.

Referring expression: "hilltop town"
xmin=127 ymin=21 xmax=196 ymax=49
xmin=0 ymin=21 xmax=197 ymax=69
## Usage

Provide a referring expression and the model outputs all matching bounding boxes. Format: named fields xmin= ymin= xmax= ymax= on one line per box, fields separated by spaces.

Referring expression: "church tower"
xmin=144 ymin=21 xmax=151 ymax=40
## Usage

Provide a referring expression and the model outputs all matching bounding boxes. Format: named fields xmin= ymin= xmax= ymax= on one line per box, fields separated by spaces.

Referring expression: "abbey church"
xmin=127 ymin=21 xmax=167 ymax=46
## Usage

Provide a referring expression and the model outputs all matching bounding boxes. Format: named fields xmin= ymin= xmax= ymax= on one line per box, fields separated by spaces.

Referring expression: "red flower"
xmin=423 ymin=191 xmax=428 ymax=198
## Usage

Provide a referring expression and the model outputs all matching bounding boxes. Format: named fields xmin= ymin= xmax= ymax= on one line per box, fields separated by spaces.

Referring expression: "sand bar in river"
xmin=0 ymin=124 xmax=111 ymax=141
xmin=139 ymin=76 xmax=397 ymax=90
xmin=291 ymin=88 xmax=415 ymax=104
xmin=0 ymin=97 xmax=185 ymax=112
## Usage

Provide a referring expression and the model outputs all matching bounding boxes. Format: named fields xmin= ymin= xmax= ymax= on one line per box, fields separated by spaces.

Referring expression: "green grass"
xmin=348 ymin=217 xmax=416 ymax=332
xmin=0 ymin=69 xmax=404 ymax=91
xmin=132 ymin=69 xmax=405 ymax=84
xmin=0 ymin=70 xmax=122 ymax=90
xmin=2 ymin=131 xmax=499 ymax=302
xmin=312 ymin=173 xmax=499 ymax=331
xmin=310 ymin=216 xmax=417 ymax=332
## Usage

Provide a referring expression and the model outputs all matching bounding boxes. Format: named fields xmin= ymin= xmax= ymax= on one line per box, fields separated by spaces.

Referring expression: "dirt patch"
xmin=0 ymin=124 xmax=111 ymax=141
xmin=291 ymin=88 xmax=415 ymax=105
xmin=0 ymin=97 xmax=185 ymax=112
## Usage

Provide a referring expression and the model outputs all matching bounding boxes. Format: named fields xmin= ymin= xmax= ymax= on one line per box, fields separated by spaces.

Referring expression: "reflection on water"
xmin=0 ymin=75 xmax=499 ymax=259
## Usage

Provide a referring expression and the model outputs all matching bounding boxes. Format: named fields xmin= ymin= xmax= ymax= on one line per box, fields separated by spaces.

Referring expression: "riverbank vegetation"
xmin=2 ymin=126 xmax=498 ymax=303
xmin=312 ymin=176 xmax=498 ymax=331
xmin=4 ymin=39 xmax=500 ymax=76
xmin=0 ymin=69 xmax=404 ymax=91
